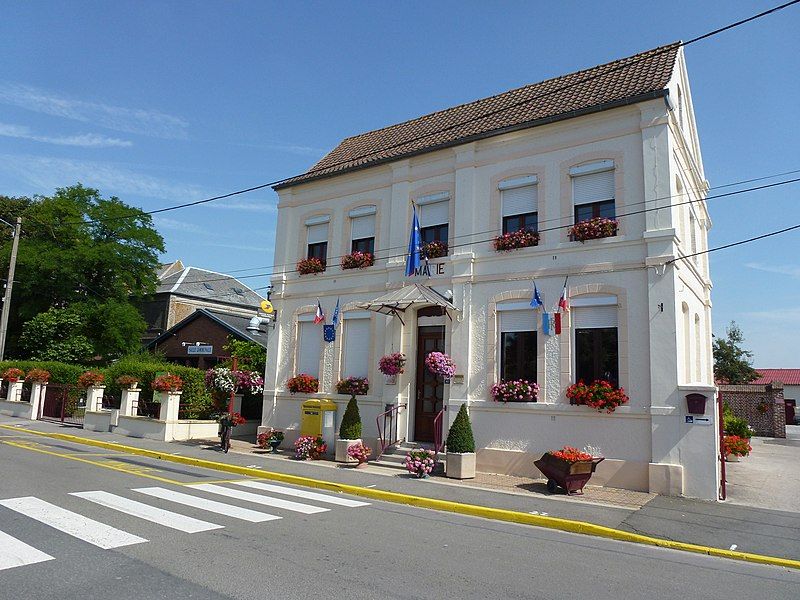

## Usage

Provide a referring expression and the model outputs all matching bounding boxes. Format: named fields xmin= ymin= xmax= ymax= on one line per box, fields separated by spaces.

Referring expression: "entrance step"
xmin=373 ymin=443 xmax=445 ymax=474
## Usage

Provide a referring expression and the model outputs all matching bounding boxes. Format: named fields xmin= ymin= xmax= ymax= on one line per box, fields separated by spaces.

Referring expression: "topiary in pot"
xmin=336 ymin=395 xmax=363 ymax=463
xmin=445 ymin=404 xmax=476 ymax=479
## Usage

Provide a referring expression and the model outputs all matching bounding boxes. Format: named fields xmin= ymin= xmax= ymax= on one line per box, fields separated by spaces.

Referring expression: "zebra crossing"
xmin=0 ymin=479 xmax=370 ymax=571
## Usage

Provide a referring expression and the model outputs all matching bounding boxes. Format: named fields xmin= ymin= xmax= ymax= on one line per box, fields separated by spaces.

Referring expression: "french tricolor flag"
xmin=313 ymin=299 xmax=325 ymax=324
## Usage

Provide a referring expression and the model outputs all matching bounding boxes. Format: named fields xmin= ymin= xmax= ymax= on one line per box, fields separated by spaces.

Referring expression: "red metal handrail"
xmin=433 ymin=407 xmax=446 ymax=464
xmin=376 ymin=403 xmax=406 ymax=459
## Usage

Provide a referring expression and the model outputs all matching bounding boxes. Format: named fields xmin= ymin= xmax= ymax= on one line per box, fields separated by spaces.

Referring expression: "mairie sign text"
xmin=413 ymin=263 xmax=445 ymax=277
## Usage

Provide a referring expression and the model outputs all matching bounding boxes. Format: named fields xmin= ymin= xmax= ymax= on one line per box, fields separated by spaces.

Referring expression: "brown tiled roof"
xmin=275 ymin=42 xmax=680 ymax=190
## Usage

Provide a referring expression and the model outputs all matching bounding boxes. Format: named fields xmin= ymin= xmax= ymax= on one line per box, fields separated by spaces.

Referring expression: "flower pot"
xmin=355 ymin=461 xmax=369 ymax=469
xmin=269 ymin=440 xmax=281 ymax=453
xmin=335 ymin=438 xmax=361 ymax=463
xmin=384 ymin=374 xmax=397 ymax=385
xmin=726 ymin=453 xmax=740 ymax=463
xmin=686 ymin=393 xmax=707 ymax=415
xmin=446 ymin=452 xmax=476 ymax=480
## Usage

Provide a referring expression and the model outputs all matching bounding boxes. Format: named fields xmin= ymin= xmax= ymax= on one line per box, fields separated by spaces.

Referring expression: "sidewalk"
xmin=3 ymin=416 xmax=799 ymax=561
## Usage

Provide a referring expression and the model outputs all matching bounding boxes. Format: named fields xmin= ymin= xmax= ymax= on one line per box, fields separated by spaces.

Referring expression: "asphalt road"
xmin=1 ymin=431 xmax=799 ymax=600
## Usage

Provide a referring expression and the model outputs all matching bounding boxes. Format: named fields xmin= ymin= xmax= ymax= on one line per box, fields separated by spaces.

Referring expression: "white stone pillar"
xmin=29 ymin=382 xmax=46 ymax=418
xmin=85 ymin=386 xmax=106 ymax=412
xmin=158 ymin=391 xmax=182 ymax=422
xmin=7 ymin=380 xmax=23 ymax=402
xmin=120 ymin=387 xmax=141 ymax=417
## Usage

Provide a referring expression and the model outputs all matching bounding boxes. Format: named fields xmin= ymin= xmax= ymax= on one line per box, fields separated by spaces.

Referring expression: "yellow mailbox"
xmin=300 ymin=398 xmax=337 ymax=438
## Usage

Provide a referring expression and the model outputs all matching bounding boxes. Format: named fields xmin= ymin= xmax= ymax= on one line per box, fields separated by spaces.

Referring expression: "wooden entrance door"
xmin=415 ymin=325 xmax=445 ymax=442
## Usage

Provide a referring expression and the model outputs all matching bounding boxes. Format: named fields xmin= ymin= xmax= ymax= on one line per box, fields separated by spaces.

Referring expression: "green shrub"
xmin=446 ymin=404 xmax=475 ymax=454
xmin=0 ymin=360 xmax=85 ymax=384
xmin=339 ymin=395 xmax=362 ymax=440
xmin=724 ymin=414 xmax=752 ymax=438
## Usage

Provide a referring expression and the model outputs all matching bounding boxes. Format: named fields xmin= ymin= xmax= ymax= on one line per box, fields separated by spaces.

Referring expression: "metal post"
xmin=228 ymin=356 xmax=238 ymax=414
xmin=0 ymin=217 xmax=21 ymax=360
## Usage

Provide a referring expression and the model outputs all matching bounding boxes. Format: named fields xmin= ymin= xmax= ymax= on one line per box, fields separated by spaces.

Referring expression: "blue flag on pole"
xmin=542 ymin=312 xmax=551 ymax=336
xmin=331 ymin=297 xmax=341 ymax=329
xmin=530 ymin=281 xmax=544 ymax=309
xmin=405 ymin=204 xmax=422 ymax=277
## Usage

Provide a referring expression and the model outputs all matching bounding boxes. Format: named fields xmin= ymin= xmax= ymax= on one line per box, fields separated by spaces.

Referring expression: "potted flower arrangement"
xmin=336 ymin=376 xmax=369 ymax=396
xmin=404 ymin=448 xmax=436 ymax=478
xmin=340 ymin=251 xmax=374 ymax=270
xmin=347 ymin=442 xmax=371 ymax=467
xmin=205 ymin=367 xmax=236 ymax=394
xmin=378 ymin=352 xmax=406 ymax=384
xmin=490 ymin=379 xmax=539 ymax=403
xmin=422 ymin=240 xmax=448 ymax=259
xmin=566 ymin=379 xmax=629 ymax=413
xmin=294 ymin=434 xmax=328 ymax=460
xmin=446 ymin=404 xmax=476 ymax=479
xmin=235 ymin=370 xmax=264 ymax=395
xmin=535 ymin=446 xmax=603 ymax=494
xmin=492 ymin=229 xmax=539 ymax=252
xmin=425 ymin=352 xmax=456 ymax=380
xmin=2 ymin=367 xmax=24 ymax=382
xmin=569 ymin=216 xmax=618 ymax=242
xmin=77 ymin=371 xmax=105 ymax=389
xmin=335 ymin=395 xmax=363 ymax=463
xmin=151 ymin=374 xmax=183 ymax=393
xmin=723 ymin=435 xmax=752 ymax=462
xmin=25 ymin=368 xmax=51 ymax=384
xmin=286 ymin=374 xmax=319 ymax=394
xmin=257 ymin=429 xmax=285 ymax=452
xmin=297 ymin=257 xmax=326 ymax=275
xmin=115 ymin=375 xmax=139 ymax=389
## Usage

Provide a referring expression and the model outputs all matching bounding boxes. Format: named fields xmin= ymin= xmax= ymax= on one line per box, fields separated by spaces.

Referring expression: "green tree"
xmin=18 ymin=306 xmax=94 ymax=363
xmin=713 ymin=321 xmax=759 ymax=384
xmin=446 ymin=404 xmax=476 ymax=454
xmin=0 ymin=184 xmax=164 ymax=361
xmin=223 ymin=336 xmax=266 ymax=372
xmin=339 ymin=395 xmax=362 ymax=440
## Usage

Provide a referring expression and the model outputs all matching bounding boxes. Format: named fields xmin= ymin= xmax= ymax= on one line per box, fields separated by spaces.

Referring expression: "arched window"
xmin=572 ymin=295 xmax=619 ymax=386
xmin=349 ymin=206 xmax=376 ymax=255
xmin=694 ymin=314 xmax=702 ymax=382
xmin=570 ymin=160 xmax=616 ymax=225
xmin=496 ymin=301 xmax=537 ymax=384
xmin=682 ymin=303 xmax=691 ymax=383
xmin=341 ymin=312 xmax=371 ymax=379
xmin=296 ymin=313 xmax=321 ymax=378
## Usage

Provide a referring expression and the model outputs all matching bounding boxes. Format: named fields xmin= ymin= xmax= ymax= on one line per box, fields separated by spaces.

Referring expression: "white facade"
xmin=262 ymin=48 xmax=719 ymax=499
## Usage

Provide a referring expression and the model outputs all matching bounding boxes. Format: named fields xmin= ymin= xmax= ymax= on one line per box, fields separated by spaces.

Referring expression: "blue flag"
xmin=530 ymin=281 xmax=544 ymax=309
xmin=542 ymin=312 xmax=551 ymax=336
xmin=331 ymin=297 xmax=341 ymax=329
xmin=405 ymin=204 xmax=422 ymax=277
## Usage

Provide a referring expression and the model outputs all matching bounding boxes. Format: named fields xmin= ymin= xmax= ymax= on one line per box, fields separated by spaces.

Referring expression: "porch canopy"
xmin=358 ymin=284 xmax=460 ymax=324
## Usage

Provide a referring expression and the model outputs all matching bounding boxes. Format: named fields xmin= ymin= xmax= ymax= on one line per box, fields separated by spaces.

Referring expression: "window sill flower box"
xmin=490 ymin=379 xmax=539 ymax=403
xmin=340 ymin=251 xmax=374 ymax=270
xmin=422 ymin=240 xmax=448 ymax=259
xmin=335 ymin=376 xmax=369 ymax=395
xmin=568 ymin=217 xmax=618 ymax=242
xmin=566 ymin=379 xmax=628 ymax=413
xmin=534 ymin=446 xmax=605 ymax=495
xmin=286 ymin=374 xmax=319 ymax=394
xmin=297 ymin=257 xmax=326 ymax=275
xmin=492 ymin=229 xmax=539 ymax=252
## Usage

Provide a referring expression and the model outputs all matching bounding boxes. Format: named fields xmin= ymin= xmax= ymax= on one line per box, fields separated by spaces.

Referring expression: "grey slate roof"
xmin=156 ymin=267 xmax=263 ymax=308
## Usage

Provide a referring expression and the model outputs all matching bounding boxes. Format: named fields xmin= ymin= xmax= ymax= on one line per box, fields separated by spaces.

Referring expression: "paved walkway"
xmin=725 ymin=425 xmax=800 ymax=512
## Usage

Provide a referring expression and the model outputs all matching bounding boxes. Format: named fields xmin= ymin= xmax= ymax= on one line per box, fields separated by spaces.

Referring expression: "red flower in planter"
xmin=286 ymin=374 xmax=319 ymax=394
xmin=492 ymin=229 xmax=539 ymax=252
xmin=548 ymin=446 xmax=593 ymax=463
xmin=422 ymin=240 xmax=448 ymax=259
xmin=340 ymin=251 xmax=375 ymax=270
xmin=569 ymin=217 xmax=618 ymax=242
xmin=566 ymin=379 xmax=628 ymax=413
xmin=297 ymin=257 xmax=326 ymax=275
xmin=77 ymin=371 xmax=105 ymax=389
xmin=723 ymin=435 xmax=751 ymax=457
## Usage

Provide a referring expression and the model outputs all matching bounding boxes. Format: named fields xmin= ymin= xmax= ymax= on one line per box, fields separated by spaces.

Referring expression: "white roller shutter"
xmin=343 ymin=318 xmax=370 ymax=378
xmin=307 ymin=223 xmax=328 ymax=244
xmin=572 ymin=169 xmax=615 ymax=205
xmin=572 ymin=306 xmax=618 ymax=329
xmin=420 ymin=200 xmax=448 ymax=227
xmin=297 ymin=321 xmax=321 ymax=377
xmin=501 ymin=184 xmax=538 ymax=217
xmin=351 ymin=214 xmax=375 ymax=240
xmin=499 ymin=309 xmax=537 ymax=333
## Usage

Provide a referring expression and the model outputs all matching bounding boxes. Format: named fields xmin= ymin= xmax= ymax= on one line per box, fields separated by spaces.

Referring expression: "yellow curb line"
xmin=4 ymin=424 xmax=799 ymax=571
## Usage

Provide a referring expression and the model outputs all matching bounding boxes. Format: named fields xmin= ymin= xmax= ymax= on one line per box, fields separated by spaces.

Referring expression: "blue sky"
xmin=1 ymin=1 xmax=798 ymax=366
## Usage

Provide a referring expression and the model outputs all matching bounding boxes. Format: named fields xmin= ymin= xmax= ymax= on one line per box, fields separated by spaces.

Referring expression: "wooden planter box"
xmin=534 ymin=453 xmax=604 ymax=495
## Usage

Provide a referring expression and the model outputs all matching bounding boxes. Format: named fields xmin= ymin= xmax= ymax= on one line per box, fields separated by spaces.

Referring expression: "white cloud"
xmin=0 ymin=154 xmax=204 ymax=201
xmin=0 ymin=82 xmax=188 ymax=139
xmin=745 ymin=262 xmax=800 ymax=279
xmin=741 ymin=307 xmax=800 ymax=323
xmin=0 ymin=122 xmax=132 ymax=148
xmin=153 ymin=217 xmax=208 ymax=235
xmin=205 ymin=200 xmax=277 ymax=213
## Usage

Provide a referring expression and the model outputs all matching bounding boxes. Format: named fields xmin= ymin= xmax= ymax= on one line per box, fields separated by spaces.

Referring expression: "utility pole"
xmin=0 ymin=217 xmax=22 ymax=361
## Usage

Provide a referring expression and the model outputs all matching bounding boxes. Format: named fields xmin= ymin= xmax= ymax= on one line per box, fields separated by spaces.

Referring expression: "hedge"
xmin=0 ymin=360 xmax=86 ymax=384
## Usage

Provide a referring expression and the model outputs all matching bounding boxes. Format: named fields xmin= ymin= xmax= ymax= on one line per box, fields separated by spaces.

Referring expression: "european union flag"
xmin=331 ymin=297 xmax=341 ymax=329
xmin=405 ymin=204 xmax=422 ymax=277
xmin=530 ymin=281 xmax=544 ymax=309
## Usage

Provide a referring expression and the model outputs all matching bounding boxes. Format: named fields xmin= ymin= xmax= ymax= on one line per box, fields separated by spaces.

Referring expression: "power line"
xmin=64 ymin=0 xmax=800 ymax=226
xmin=668 ymin=223 xmax=800 ymax=265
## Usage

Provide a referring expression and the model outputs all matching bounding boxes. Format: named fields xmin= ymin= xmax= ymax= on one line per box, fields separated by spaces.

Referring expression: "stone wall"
xmin=719 ymin=382 xmax=785 ymax=438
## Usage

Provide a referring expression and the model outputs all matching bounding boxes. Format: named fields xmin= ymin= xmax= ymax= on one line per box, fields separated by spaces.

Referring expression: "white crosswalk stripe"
xmin=231 ymin=480 xmax=370 ymax=508
xmin=0 ymin=497 xmax=147 ymax=549
xmin=0 ymin=530 xmax=54 ymax=571
xmin=190 ymin=483 xmax=329 ymax=514
xmin=70 ymin=491 xmax=224 ymax=533
xmin=132 ymin=487 xmax=281 ymax=523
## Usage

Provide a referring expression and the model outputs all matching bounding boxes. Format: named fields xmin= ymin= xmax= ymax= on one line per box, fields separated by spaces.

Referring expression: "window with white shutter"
xmin=342 ymin=314 xmax=370 ymax=378
xmin=306 ymin=221 xmax=328 ymax=265
xmin=500 ymin=176 xmax=538 ymax=234
xmin=571 ymin=161 xmax=616 ymax=223
xmin=417 ymin=194 xmax=449 ymax=252
xmin=350 ymin=207 xmax=376 ymax=255
xmin=497 ymin=305 xmax=537 ymax=384
xmin=573 ymin=299 xmax=619 ymax=386
xmin=296 ymin=319 xmax=321 ymax=378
